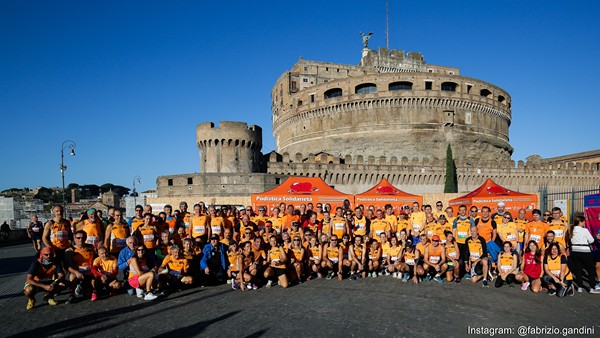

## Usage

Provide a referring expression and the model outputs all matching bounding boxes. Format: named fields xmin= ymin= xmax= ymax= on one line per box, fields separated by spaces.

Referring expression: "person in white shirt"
xmin=569 ymin=215 xmax=599 ymax=294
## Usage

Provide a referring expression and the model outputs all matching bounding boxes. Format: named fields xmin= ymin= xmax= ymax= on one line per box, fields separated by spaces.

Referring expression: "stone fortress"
xmin=154 ymin=46 xmax=600 ymax=207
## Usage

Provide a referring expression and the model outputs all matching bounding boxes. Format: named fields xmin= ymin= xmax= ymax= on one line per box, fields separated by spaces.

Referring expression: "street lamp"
xmin=60 ymin=140 xmax=76 ymax=218
xmin=133 ymin=175 xmax=141 ymax=207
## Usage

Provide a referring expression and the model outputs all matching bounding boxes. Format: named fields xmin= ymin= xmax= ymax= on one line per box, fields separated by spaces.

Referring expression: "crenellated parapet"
xmin=196 ymin=121 xmax=263 ymax=174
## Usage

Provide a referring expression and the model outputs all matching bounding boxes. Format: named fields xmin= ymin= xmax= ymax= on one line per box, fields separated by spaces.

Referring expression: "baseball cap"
xmin=87 ymin=208 xmax=96 ymax=215
xmin=432 ymin=235 xmax=440 ymax=241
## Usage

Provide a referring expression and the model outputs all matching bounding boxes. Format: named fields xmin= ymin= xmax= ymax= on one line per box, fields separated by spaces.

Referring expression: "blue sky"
xmin=1 ymin=1 xmax=598 ymax=192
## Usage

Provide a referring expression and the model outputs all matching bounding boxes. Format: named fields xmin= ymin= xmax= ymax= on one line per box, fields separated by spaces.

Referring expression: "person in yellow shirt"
xmin=330 ymin=207 xmax=349 ymax=240
xmin=104 ymin=210 xmax=130 ymax=256
xmin=135 ymin=214 xmax=158 ymax=253
xmin=525 ymin=209 xmax=548 ymax=248
xmin=444 ymin=231 xmax=461 ymax=283
xmin=384 ymin=204 xmax=398 ymax=234
xmin=370 ymin=210 xmax=391 ymax=242
xmin=436 ymin=215 xmax=452 ymax=243
xmin=433 ymin=201 xmax=445 ymax=219
xmin=386 ymin=235 xmax=403 ymax=278
xmin=264 ymin=235 xmax=289 ymax=288
xmin=495 ymin=241 xmax=518 ymax=288
xmin=91 ymin=247 xmax=120 ymax=301
xmin=306 ymin=235 xmax=323 ymax=280
xmin=349 ymin=235 xmax=367 ymax=280
xmin=542 ymin=242 xmax=574 ymax=297
xmin=322 ymin=235 xmax=343 ymax=280
xmin=496 ymin=213 xmax=519 ymax=251
xmin=314 ymin=203 xmax=325 ymax=221
xmin=352 ymin=207 xmax=370 ymax=238
xmin=409 ymin=202 xmax=426 ymax=239
xmin=547 ymin=207 xmax=570 ymax=249
xmin=397 ymin=211 xmax=411 ymax=238
xmin=514 ymin=208 xmax=529 ymax=252
xmin=269 ymin=207 xmax=285 ymax=237
xmin=252 ymin=206 xmax=270 ymax=233
xmin=289 ymin=235 xmax=305 ymax=284
xmin=444 ymin=206 xmax=456 ymax=226
xmin=367 ymin=240 xmax=382 ymax=278
xmin=129 ymin=205 xmax=145 ymax=233
xmin=42 ymin=205 xmax=73 ymax=263
xmin=399 ymin=240 xmax=422 ymax=284
xmin=158 ymin=245 xmax=193 ymax=293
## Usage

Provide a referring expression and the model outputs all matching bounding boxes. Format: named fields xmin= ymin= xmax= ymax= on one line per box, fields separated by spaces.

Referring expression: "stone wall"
xmin=272 ymin=51 xmax=513 ymax=164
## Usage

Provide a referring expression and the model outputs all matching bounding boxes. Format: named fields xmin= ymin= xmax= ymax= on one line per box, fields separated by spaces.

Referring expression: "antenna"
xmin=386 ymin=0 xmax=389 ymax=49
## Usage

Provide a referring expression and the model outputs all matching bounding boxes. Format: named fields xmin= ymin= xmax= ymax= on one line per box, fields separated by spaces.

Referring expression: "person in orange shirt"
xmin=135 ymin=213 xmax=158 ymax=254
xmin=289 ymin=235 xmax=306 ymax=284
xmin=158 ymin=245 xmax=192 ymax=292
xmin=497 ymin=212 xmax=519 ymax=251
xmin=330 ymin=207 xmax=349 ymax=240
xmin=314 ymin=203 xmax=325 ymax=221
xmin=104 ymin=210 xmax=130 ymax=256
xmin=91 ymin=247 xmax=120 ymax=301
xmin=283 ymin=205 xmax=301 ymax=231
xmin=177 ymin=201 xmax=191 ymax=232
xmin=269 ymin=207 xmax=285 ymax=236
xmin=24 ymin=247 xmax=65 ymax=309
xmin=190 ymin=203 xmax=211 ymax=244
xmin=367 ymin=240 xmax=382 ymax=278
xmin=163 ymin=204 xmax=178 ymax=235
xmin=397 ymin=211 xmax=410 ymax=237
xmin=264 ymin=235 xmax=289 ymax=288
xmin=547 ymin=207 xmax=570 ymax=250
xmin=251 ymin=206 xmax=270 ymax=234
xmin=129 ymin=205 xmax=145 ymax=233
xmin=423 ymin=235 xmax=447 ymax=283
xmin=227 ymin=242 xmax=241 ymax=289
xmin=322 ymin=235 xmax=343 ymax=280
xmin=444 ymin=206 xmax=456 ymax=226
xmin=433 ymin=201 xmax=445 ymax=219
xmin=306 ymin=235 xmax=323 ymax=280
xmin=65 ymin=230 xmax=96 ymax=304
xmin=208 ymin=207 xmax=225 ymax=240
xmin=525 ymin=209 xmax=547 ymax=248
xmin=77 ymin=208 xmax=104 ymax=250
xmin=42 ymin=205 xmax=73 ymax=264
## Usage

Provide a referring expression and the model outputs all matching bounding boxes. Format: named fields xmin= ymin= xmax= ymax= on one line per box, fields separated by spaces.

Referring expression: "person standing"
xmin=27 ymin=215 xmax=44 ymax=253
xmin=569 ymin=215 xmax=600 ymax=294
xmin=42 ymin=205 xmax=73 ymax=264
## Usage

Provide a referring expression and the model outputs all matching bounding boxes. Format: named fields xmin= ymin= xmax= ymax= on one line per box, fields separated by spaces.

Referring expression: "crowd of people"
xmin=23 ymin=200 xmax=600 ymax=310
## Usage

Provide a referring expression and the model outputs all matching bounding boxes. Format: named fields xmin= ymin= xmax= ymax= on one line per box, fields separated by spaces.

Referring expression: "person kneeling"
xmin=159 ymin=245 xmax=193 ymax=294
xmin=91 ymin=247 xmax=121 ymax=301
xmin=24 ymin=247 xmax=65 ymax=309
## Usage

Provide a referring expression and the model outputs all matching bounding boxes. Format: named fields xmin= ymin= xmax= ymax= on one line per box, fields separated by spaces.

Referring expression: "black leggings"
xmin=569 ymin=251 xmax=596 ymax=288
xmin=495 ymin=273 xmax=515 ymax=287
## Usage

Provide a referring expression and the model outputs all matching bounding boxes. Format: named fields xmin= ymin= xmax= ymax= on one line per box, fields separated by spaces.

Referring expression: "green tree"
xmin=444 ymin=144 xmax=458 ymax=193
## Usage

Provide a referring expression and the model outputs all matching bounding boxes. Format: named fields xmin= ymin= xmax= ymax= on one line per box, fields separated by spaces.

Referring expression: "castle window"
xmin=324 ymin=88 xmax=343 ymax=99
xmin=389 ymin=81 xmax=413 ymax=91
xmin=480 ymin=89 xmax=492 ymax=98
xmin=355 ymin=83 xmax=377 ymax=94
xmin=441 ymin=82 xmax=457 ymax=92
xmin=425 ymin=81 xmax=432 ymax=90
xmin=310 ymin=94 xmax=315 ymax=103
xmin=298 ymin=100 xmax=303 ymax=106
xmin=326 ymin=67 xmax=329 ymax=71
xmin=187 ymin=177 xmax=193 ymax=185
xmin=167 ymin=179 xmax=173 ymax=186
xmin=498 ymin=95 xmax=506 ymax=103
xmin=303 ymin=78 xmax=308 ymax=83
xmin=467 ymin=84 xmax=472 ymax=93
xmin=304 ymin=66 xmax=308 ymax=71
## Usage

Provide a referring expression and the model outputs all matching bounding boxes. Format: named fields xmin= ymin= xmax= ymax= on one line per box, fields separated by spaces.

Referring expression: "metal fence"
xmin=539 ymin=185 xmax=600 ymax=221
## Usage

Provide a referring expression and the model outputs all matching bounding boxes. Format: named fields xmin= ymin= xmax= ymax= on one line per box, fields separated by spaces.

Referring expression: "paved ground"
xmin=1 ymin=244 xmax=599 ymax=337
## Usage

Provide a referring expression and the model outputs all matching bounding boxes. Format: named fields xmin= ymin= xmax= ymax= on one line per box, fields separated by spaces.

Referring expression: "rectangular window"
xmin=187 ymin=177 xmax=193 ymax=185
xmin=303 ymin=78 xmax=308 ymax=83
xmin=310 ymin=94 xmax=315 ymax=103
xmin=425 ymin=81 xmax=432 ymax=90
xmin=167 ymin=179 xmax=173 ymax=186
xmin=467 ymin=84 xmax=472 ymax=94
xmin=304 ymin=66 xmax=308 ymax=71
xmin=291 ymin=81 xmax=297 ymax=91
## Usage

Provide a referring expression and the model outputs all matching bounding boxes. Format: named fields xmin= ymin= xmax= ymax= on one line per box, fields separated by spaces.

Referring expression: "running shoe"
xmin=26 ymin=298 xmax=35 ymax=310
xmin=266 ymin=280 xmax=273 ymax=288
xmin=434 ymin=275 xmax=443 ymax=283
xmin=349 ymin=274 xmax=355 ymax=281
xmin=371 ymin=272 xmax=377 ymax=278
xmin=454 ymin=277 xmax=461 ymax=284
xmin=136 ymin=288 xmax=145 ymax=298
xmin=521 ymin=282 xmax=530 ymax=291
xmin=401 ymin=273 xmax=409 ymax=282
xmin=392 ymin=272 xmax=398 ymax=278
xmin=547 ymin=289 xmax=556 ymax=296
xmin=317 ymin=273 xmax=323 ymax=279
xmin=482 ymin=279 xmax=489 ymax=288
xmin=465 ymin=273 xmax=471 ymax=280
xmin=577 ymin=287 xmax=584 ymax=293
xmin=47 ymin=297 xmax=58 ymax=306
xmin=65 ymin=295 xmax=76 ymax=305
xmin=231 ymin=279 xmax=240 ymax=290
xmin=144 ymin=292 xmax=157 ymax=301
xmin=326 ymin=271 xmax=334 ymax=280
xmin=590 ymin=286 xmax=600 ymax=295
xmin=91 ymin=292 xmax=98 ymax=302
xmin=75 ymin=282 xmax=83 ymax=296
xmin=226 ymin=279 xmax=232 ymax=285
xmin=251 ymin=283 xmax=258 ymax=290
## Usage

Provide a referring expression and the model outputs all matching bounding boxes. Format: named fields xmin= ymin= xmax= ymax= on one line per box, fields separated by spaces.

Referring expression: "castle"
xmin=153 ymin=47 xmax=600 ymax=209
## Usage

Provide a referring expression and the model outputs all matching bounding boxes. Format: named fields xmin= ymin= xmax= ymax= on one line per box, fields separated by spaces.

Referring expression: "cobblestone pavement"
xmin=2 ymin=244 xmax=599 ymax=337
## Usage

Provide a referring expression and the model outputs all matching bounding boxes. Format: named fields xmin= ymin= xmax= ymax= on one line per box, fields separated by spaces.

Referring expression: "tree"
xmin=444 ymin=144 xmax=458 ymax=193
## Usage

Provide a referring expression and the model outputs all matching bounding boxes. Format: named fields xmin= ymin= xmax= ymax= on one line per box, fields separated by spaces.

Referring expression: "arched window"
xmin=355 ymin=83 xmax=377 ymax=94
xmin=480 ymin=89 xmax=492 ymax=98
xmin=388 ymin=81 xmax=413 ymax=91
xmin=441 ymin=82 xmax=458 ymax=92
xmin=324 ymin=88 xmax=343 ymax=99
xmin=498 ymin=95 xmax=506 ymax=103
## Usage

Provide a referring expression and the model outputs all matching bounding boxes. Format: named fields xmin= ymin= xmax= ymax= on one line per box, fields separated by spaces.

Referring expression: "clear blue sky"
xmin=1 ymin=1 xmax=599 ymax=192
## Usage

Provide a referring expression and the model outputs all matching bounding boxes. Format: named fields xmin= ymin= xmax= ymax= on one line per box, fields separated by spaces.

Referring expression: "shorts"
xmin=406 ymin=264 xmax=415 ymax=277
xmin=274 ymin=267 xmax=286 ymax=277
xmin=30 ymin=234 xmax=42 ymax=241
xmin=128 ymin=276 xmax=140 ymax=289
xmin=525 ymin=272 xmax=540 ymax=281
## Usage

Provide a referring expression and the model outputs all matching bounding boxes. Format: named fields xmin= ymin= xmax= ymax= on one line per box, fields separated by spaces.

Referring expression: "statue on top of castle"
xmin=360 ymin=32 xmax=373 ymax=49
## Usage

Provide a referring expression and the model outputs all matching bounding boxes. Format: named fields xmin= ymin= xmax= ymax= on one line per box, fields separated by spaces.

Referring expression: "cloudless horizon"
xmin=1 ymin=1 xmax=599 ymax=193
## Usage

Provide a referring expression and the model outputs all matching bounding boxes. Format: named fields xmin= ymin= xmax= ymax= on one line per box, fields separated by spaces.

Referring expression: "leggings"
xmin=495 ymin=273 xmax=515 ymax=287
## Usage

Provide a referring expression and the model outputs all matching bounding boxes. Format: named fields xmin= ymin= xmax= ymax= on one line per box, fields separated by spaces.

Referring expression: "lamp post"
xmin=133 ymin=175 xmax=141 ymax=207
xmin=60 ymin=140 xmax=76 ymax=218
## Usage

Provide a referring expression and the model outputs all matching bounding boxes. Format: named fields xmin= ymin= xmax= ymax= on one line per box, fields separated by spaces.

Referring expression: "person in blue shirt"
xmin=200 ymin=235 xmax=228 ymax=285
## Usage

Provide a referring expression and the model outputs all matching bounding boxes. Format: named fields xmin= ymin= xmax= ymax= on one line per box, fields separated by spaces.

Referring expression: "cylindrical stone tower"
xmin=196 ymin=121 xmax=262 ymax=173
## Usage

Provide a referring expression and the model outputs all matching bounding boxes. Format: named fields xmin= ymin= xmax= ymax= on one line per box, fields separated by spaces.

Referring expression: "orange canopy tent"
xmin=449 ymin=178 xmax=538 ymax=218
xmin=355 ymin=178 xmax=423 ymax=214
xmin=252 ymin=177 xmax=353 ymax=213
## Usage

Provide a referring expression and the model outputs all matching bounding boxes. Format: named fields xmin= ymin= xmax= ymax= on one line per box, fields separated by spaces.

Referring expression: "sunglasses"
xmin=331 ymin=239 xmax=337 ymax=241
xmin=293 ymin=239 xmax=300 ymax=241
xmin=504 ymin=216 xmax=511 ymax=219
xmin=42 ymin=253 xmax=51 ymax=256
xmin=543 ymin=214 xmax=550 ymax=216
xmin=436 ymin=204 xmax=442 ymax=207
xmin=74 ymin=236 xmax=84 ymax=239
xmin=137 ymin=249 xmax=146 ymax=252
